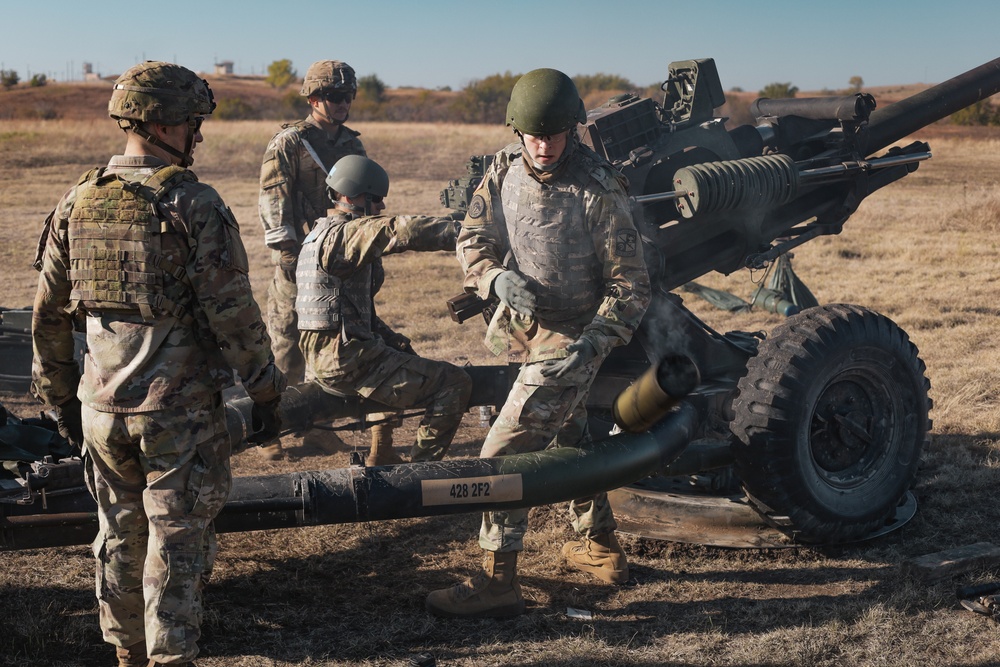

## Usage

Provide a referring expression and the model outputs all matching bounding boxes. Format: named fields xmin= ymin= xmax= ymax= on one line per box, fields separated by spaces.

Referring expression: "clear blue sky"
xmin=2 ymin=0 xmax=997 ymax=93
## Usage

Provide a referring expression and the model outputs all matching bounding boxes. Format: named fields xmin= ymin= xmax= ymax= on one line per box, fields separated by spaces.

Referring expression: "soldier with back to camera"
xmin=258 ymin=59 xmax=367 ymax=459
xmin=31 ymin=61 xmax=285 ymax=666
xmin=297 ymin=155 xmax=472 ymax=465
xmin=425 ymin=68 xmax=651 ymax=618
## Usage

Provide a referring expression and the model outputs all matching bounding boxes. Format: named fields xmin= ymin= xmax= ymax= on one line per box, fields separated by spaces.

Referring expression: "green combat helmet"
xmin=301 ymin=60 xmax=357 ymax=98
xmin=326 ymin=155 xmax=389 ymax=216
xmin=108 ymin=61 xmax=215 ymax=167
xmin=506 ymin=68 xmax=586 ymax=136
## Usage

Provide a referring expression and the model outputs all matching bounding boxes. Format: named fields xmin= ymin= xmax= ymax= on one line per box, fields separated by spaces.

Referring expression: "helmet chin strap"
xmin=124 ymin=120 xmax=195 ymax=167
xmin=334 ymin=192 xmax=375 ymax=218
xmin=334 ymin=199 xmax=367 ymax=218
xmin=313 ymin=100 xmax=347 ymax=126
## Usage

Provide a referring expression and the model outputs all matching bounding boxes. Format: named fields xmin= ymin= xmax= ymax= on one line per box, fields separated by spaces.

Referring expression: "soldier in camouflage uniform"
xmin=425 ymin=69 xmax=651 ymax=618
xmin=31 ymin=62 xmax=286 ymax=667
xmin=258 ymin=59 xmax=366 ymax=459
xmin=297 ymin=155 xmax=472 ymax=465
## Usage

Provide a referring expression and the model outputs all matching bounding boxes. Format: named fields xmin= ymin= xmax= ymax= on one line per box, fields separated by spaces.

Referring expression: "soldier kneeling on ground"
xmin=296 ymin=155 xmax=472 ymax=465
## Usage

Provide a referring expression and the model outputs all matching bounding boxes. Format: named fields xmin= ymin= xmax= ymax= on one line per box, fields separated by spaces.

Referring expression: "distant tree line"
xmin=5 ymin=60 xmax=996 ymax=127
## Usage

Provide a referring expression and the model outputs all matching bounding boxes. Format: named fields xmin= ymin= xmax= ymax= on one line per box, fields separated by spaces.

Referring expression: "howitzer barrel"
xmin=866 ymin=57 xmax=1000 ymax=153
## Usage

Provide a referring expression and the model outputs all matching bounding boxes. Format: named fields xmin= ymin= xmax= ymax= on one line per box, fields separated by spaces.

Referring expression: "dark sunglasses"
xmin=368 ymin=195 xmax=383 ymax=204
xmin=322 ymin=91 xmax=353 ymax=104
xmin=187 ymin=116 xmax=205 ymax=133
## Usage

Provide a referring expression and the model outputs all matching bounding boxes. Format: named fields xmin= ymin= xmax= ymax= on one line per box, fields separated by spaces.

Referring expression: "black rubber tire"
xmin=730 ymin=304 xmax=931 ymax=543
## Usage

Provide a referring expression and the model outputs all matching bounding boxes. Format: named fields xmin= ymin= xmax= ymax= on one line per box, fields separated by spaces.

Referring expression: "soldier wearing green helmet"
xmin=296 ymin=155 xmax=472 ymax=465
xmin=426 ymin=68 xmax=651 ymax=618
xmin=32 ymin=61 xmax=286 ymax=667
xmin=258 ymin=59 xmax=367 ymax=459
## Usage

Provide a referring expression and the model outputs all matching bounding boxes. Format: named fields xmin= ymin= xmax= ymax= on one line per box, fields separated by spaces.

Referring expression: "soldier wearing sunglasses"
xmin=258 ymin=60 xmax=367 ymax=459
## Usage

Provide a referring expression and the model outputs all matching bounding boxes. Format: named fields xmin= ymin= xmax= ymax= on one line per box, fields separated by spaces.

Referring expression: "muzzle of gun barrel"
xmin=612 ymin=354 xmax=700 ymax=433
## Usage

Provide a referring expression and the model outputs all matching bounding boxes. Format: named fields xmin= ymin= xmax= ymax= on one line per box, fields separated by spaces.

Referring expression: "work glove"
xmin=493 ymin=270 xmax=536 ymax=317
xmin=384 ymin=331 xmax=416 ymax=356
xmin=53 ymin=396 xmax=84 ymax=450
xmin=248 ymin=397 xmax=283 ymax=446
xmin=540 ymin=338 xmax=598 ymax=380
xmin=278 ymin=249 xmax=298 ymax=282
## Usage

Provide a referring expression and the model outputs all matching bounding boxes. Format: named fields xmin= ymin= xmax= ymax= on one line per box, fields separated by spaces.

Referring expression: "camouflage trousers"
xmin=478 ymin=355 xmax=617 ymax=552
xmin=81 ymin=397 xmax=232 ymax=665
xmin=267 ymin=264 xmax=306 ymax=385
xmin=315 ymin=348 xmax=472 ymax=461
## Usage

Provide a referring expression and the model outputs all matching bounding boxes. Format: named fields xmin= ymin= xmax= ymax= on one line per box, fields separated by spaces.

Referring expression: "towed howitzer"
xmin=441 ymin=57 xmax=1000 ymax=546
xmin=3 ymin=58 xmax=998 ymax=551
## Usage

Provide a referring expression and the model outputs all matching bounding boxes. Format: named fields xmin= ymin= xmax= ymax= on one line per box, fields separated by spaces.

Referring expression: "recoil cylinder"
xmin=674 ymin=154 xmax=799 ymax=218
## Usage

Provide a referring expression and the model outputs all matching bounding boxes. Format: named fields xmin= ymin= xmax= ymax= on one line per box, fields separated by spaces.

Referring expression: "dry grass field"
xmin=2 ymin=114 xmax=1000 ymax=667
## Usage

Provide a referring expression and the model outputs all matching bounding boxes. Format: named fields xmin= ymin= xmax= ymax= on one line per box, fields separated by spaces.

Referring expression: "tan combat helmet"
xmin=109 ymin=61 xmax=216 ymax=167
xmin=301 ymin=60 xmax=357 ymax=98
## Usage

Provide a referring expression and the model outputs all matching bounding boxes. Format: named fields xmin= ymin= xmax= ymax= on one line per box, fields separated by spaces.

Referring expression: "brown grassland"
xmin=2 ymin=108 xmax=1000 ymax=667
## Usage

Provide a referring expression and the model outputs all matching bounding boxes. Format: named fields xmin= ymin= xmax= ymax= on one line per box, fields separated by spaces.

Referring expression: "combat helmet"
xmin=327 ymin=155 xmax=389 ymax=197
xmin=109 ymin=61 xmax=215 ymax=125
xmin=506 ymin=68 xmax=586 ymax=136
xmin=109 ymin=61 xmax=215 ymax=167
xmin=301 ymin=60 xmax=357 ymax=98
xmin=326 ymin=155 xmax=388 ymax=216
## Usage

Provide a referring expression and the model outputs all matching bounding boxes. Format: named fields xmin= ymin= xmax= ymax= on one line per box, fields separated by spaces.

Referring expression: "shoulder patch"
xmin=468 ymin=194 xmax=486 ymax=219
xmin=614 ymin=229 xmax=638 ymax=258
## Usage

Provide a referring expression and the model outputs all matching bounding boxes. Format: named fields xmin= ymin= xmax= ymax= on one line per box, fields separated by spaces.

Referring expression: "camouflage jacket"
xmin=32 ymin=155 xmax=286 ymax=413
xmin=299 ymin=212 xmax=458 ymax=385
xmin=258 ymin=115 xmax=366 ymax=251
xmin=457 ymin=142 xmax=651 ymax=363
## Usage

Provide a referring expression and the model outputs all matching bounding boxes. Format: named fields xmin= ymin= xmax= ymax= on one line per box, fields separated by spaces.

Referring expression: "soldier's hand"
xmin=249 ymin=398 xmax=283 ymax=445
xmin=493 ymin=270 xmax=536 ymax=317
xmin=540 ymin=338 xmax=598 ymax=380
xmin=53 ymin=396 xmax=84 ymax=450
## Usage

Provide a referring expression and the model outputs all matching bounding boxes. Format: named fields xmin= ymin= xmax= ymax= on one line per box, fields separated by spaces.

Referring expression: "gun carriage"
xmin=3 ymin=57 xmax=1000 ymax=551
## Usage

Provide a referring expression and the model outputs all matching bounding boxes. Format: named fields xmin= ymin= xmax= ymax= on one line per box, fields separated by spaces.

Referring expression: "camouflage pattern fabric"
xmin=83 ymin=400 xmax=229 ymax=664
xmin=33 ymin=156 xmax=285 ymax=411
xmin=457 ymin=140 xmax=651 ymax=552
xmin=299 ymin=212 xmax=471 ymax=460
xmin=258 ymin=116 xmax=366 ymax=384
xmin=32 ymin=154 xmax=284 ymax=662
xmin=266 ymin=267 xmax=306 ymax=383
xmin=478 ymin=353 xmax=616 ymax=551
xmin=314 ymin=350 xmax=471 ymax=461
xmin=457 ymin=142 xmax=650 ymax=364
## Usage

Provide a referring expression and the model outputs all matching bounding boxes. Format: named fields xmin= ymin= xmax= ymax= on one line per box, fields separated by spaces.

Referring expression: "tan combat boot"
xmin=425 ymin=551 xmax=525 ymax=618
xmin=260 ymin=440 xmax=285 ymax=461
xmin=366 ymin=423 xmax=403 ymax=466
xmin=114 ymin=641 xmax=146 ymax=667
xmin=562 ymin=531 xmax=630 ymax=584
xmin=301 ymin=427 xmax=349 ymax=455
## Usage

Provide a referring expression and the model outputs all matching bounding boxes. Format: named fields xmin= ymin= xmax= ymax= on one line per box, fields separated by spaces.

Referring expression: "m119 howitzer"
xmin=441 ymin=56 xmax=1000 ymax=546
xmin=3 ymin=57 xmax=999 ymax=552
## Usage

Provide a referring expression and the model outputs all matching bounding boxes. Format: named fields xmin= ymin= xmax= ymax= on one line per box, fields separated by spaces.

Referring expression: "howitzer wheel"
xmin=729 ymin=304 xmax=931 ymax=544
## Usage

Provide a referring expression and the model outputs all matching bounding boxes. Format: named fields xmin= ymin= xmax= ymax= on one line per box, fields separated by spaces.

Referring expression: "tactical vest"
xmin=66 ymin=165 xmax=197 ymax=324
xmin=296 ymin=216 xmax=382 ymax=337
xmin=501 ymin=155 xmax=604 ymax=322
xmin=283 ymin=120 xmax=364 ymax=234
